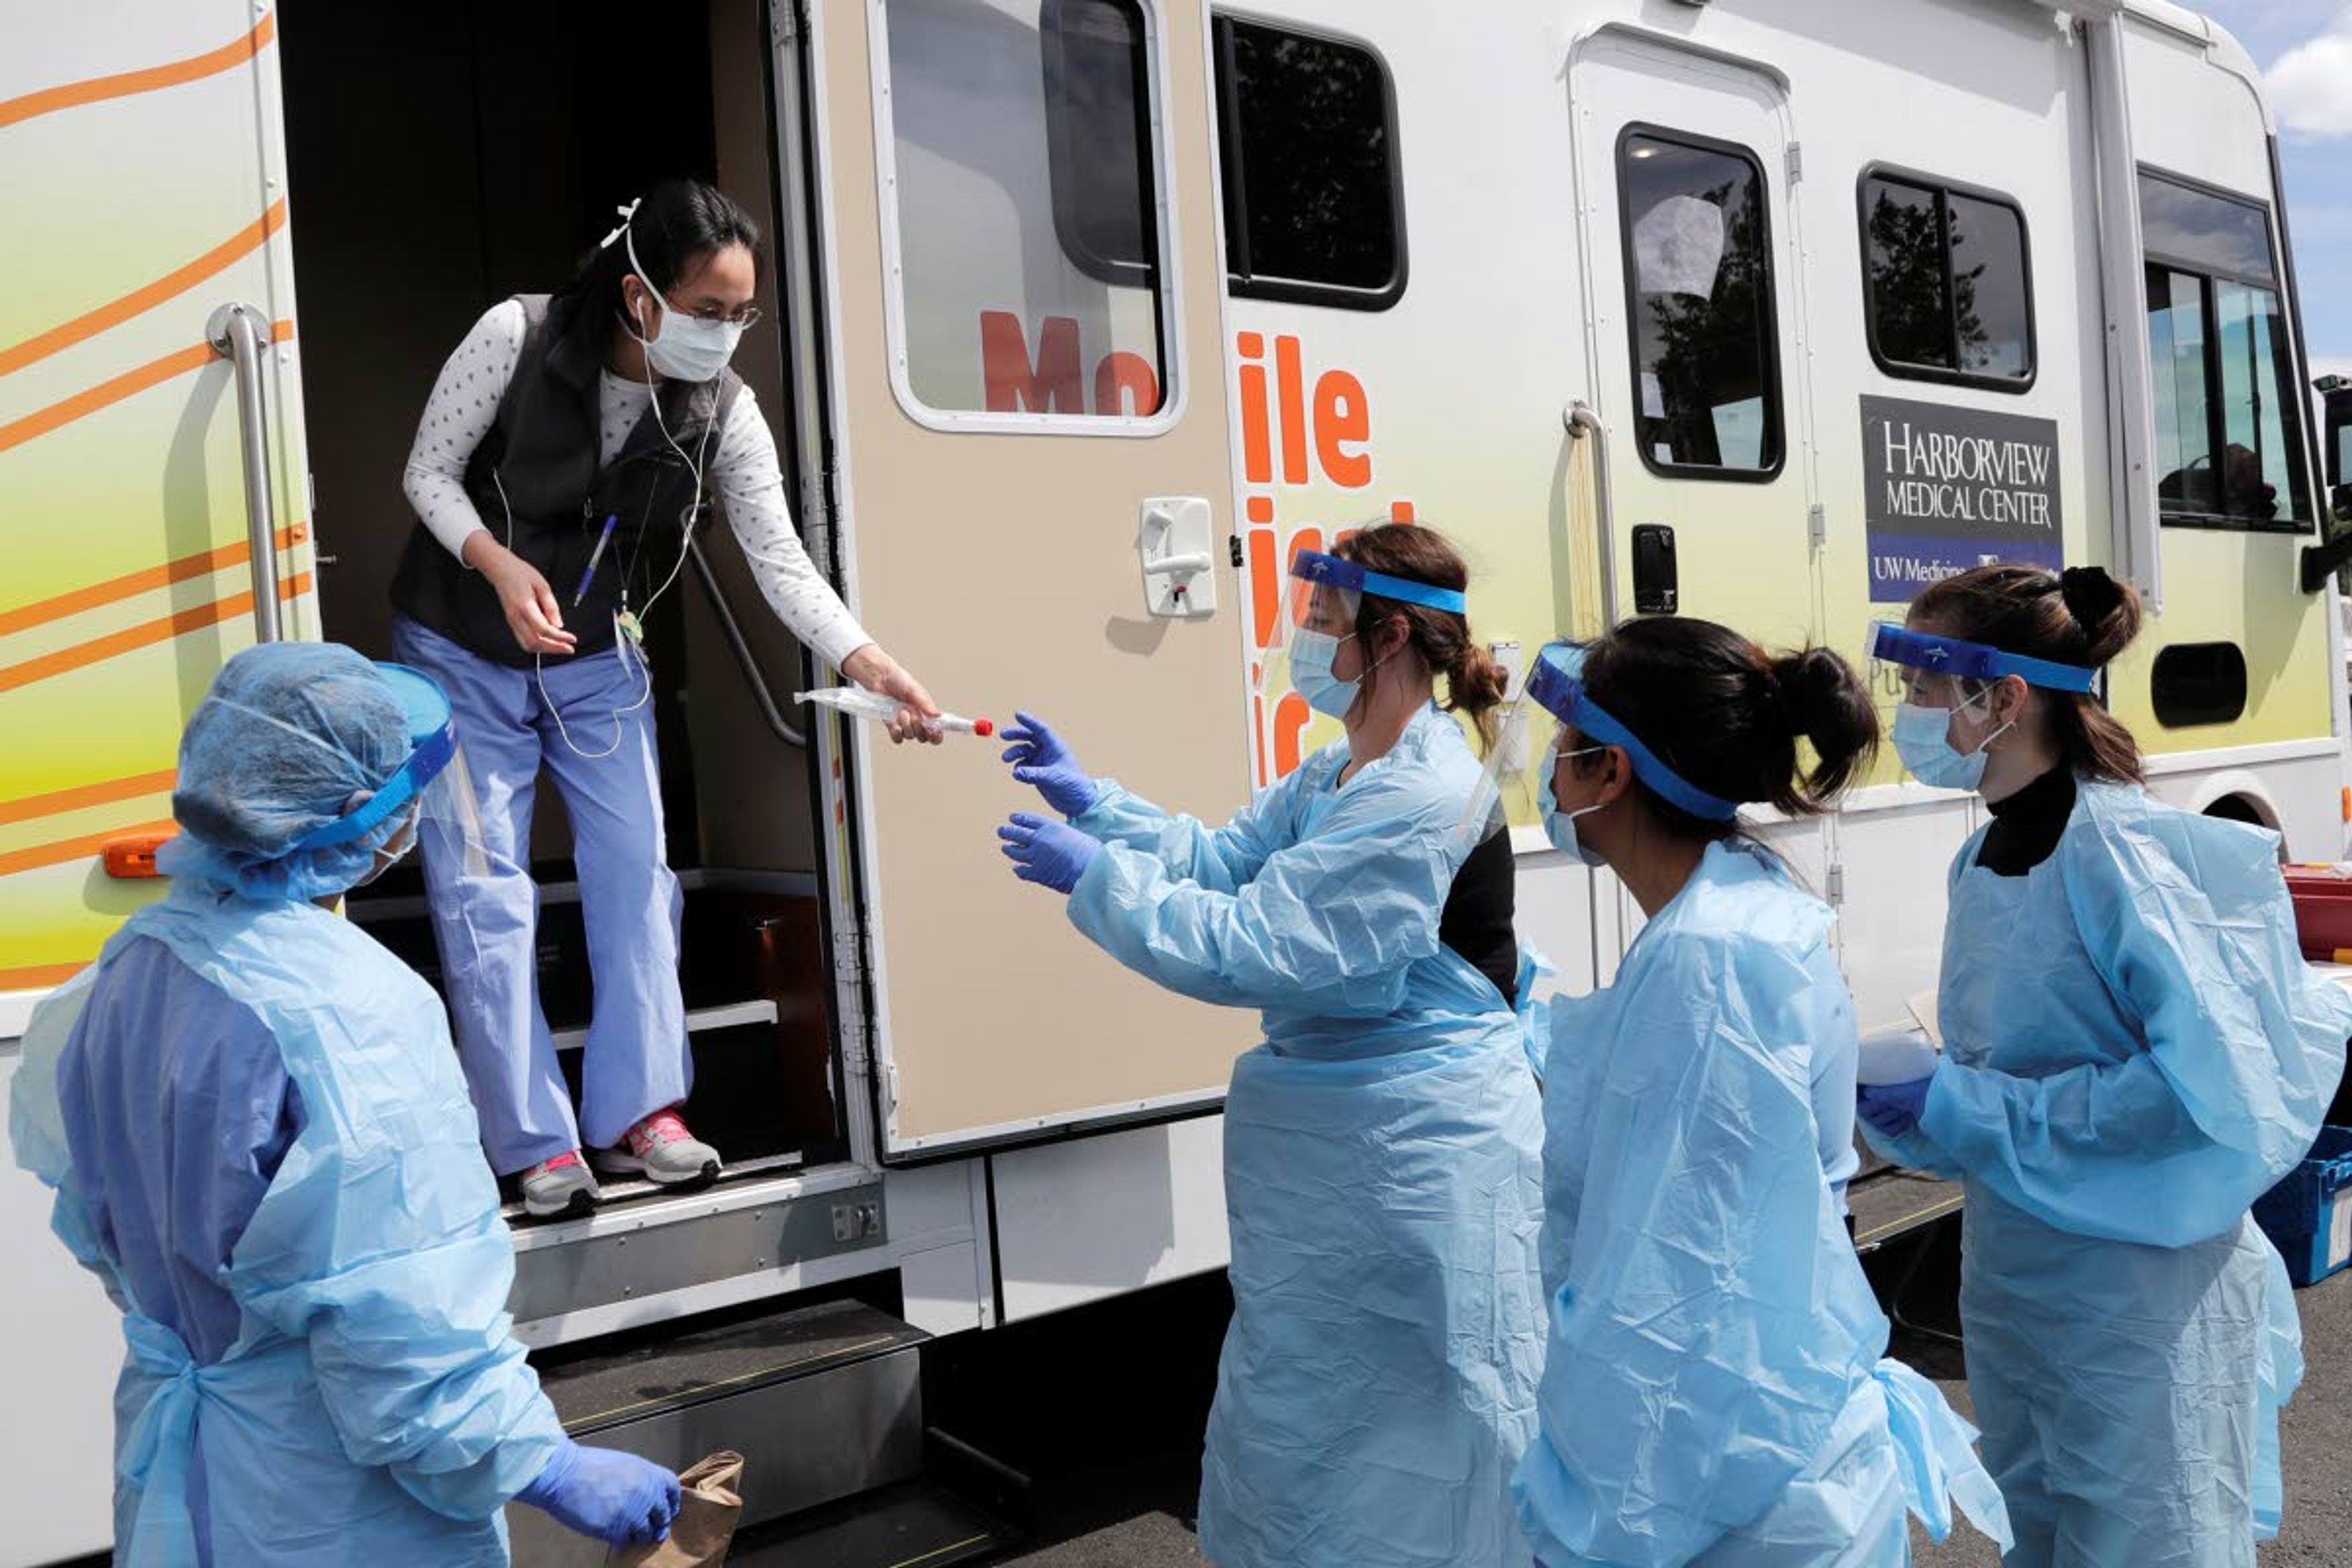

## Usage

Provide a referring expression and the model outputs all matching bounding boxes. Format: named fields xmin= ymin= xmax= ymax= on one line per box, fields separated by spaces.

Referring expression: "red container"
xmin=2284 ymin=866 xmax=2352 ymax=961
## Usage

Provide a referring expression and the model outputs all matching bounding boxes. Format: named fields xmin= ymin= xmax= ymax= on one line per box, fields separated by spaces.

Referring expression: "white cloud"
xmin=2267 ymin=12 xmax=2352 ymax=139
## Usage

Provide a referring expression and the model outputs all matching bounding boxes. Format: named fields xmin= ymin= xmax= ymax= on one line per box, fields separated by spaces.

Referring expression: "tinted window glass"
xmin=1216 ymin=20 xmax=1402 ymax=305
xmin=2139 ymin=173 xmax=2275 ymax=281
xmin=1863 ymin=179 xmax=1950 ymax=369
xmin=2150 ymin=267 xmax=2215 ymax=515
xmin=1042 ymin=0 xmax=1155 ymax=285
xmin=1620 ymin=131 xmax=1780 ymax=475
xmin=1862 ymin=174 xmax=2033 ymax=385
xmin=2139 ymin=175 xmax=2311 ymax=527
xmin=881 ymin=0 xmax=1169 ymax=418
xmin=1949 ymin=195 xmax=2030 ymax=379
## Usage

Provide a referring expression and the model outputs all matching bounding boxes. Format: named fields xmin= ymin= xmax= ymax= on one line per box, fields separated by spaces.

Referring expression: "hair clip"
xmin=598 ymin=197 xmax=644 ymax=251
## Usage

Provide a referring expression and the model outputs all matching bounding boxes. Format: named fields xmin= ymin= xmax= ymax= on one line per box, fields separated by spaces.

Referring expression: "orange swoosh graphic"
xmin=0 ymin=572 xmax=312 ymax=694
xmin=0 ymin=769 xmax=178 ymax=829
xmin=0 ymin=200 xmax=289 ymax=379
xmin=0 ymin=524 xmax=306 ymax=639
xmin=0 ymin=961 xmax=93 ymax=991
xmin=0 ymin=317 xmax=295 ymax=456
xmin=0 ymin=13 xmax=276 ymax=130
xmin=0 ymin=818 xmax=177 ymax=881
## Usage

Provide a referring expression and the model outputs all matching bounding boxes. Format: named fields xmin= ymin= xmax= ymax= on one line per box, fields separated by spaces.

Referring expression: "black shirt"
xmin=1442 ymin=827 xmax=1520 ymax=1006
xmin=1977 ymin=766 xmax=2076 ymax=878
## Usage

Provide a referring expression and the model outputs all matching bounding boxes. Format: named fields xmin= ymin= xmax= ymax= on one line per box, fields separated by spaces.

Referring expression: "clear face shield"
xmin=1463 ymin=641 xmax=1588 ymax=853
xmin=1458 ymin=640 xmax=1743 ymax=854
xmin=290 ymin=663 xmax=489 ymax=884
xmin=1274 ymin=549 xmax=1468 ymax=720
xmin=1868 ymin=622 xmax=2096 ymax=790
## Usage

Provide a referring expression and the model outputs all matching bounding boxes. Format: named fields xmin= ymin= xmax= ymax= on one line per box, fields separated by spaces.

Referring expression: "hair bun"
xmin=2059 ymin=565 xmax=2126 ymax=629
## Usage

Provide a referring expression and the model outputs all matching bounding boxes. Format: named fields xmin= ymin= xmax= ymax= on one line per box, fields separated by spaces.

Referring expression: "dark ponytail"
xmin=1570 ymin=617 xmax=1880 ymax=841
xmin=1768 ymin=646 xmax=1881 ymax=811
xmin=548 ymin=177 xmax=761 ymax=364
xmin=1911 ymin=562 xmax=2144 ymax=783
xmin=1333 ymin=523 xmax=1508 ymax=753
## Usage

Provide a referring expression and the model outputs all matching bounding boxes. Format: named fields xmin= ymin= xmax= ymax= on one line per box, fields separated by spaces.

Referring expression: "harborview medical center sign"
xmin=1863 ymin=395 xmax=2062 ymax=602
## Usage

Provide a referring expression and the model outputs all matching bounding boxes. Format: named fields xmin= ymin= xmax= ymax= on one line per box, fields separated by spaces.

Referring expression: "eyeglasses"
xmin=682 ymin=303 xmax=762 ymax=328
xmin=666 ymin=295 xmax=763 ymax=329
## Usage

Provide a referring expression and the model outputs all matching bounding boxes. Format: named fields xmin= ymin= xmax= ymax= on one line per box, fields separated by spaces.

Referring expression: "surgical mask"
xmin=629 ymin=274 xmax=744 ymax=383
xmin=1537 ymin=747 xmax=1608 ymax=867
xmin=1290 ymin=630 xmax=1362 ymax=719
xmin=353 ymin=809 xmax=421 ymax=889
xmin=1891 ymin=693 xmax=2010 ymax=793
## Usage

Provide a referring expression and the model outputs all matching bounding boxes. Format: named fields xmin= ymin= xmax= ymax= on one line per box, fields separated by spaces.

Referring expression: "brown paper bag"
xmin=608 ymin=1452 xmax=746 ymax=1568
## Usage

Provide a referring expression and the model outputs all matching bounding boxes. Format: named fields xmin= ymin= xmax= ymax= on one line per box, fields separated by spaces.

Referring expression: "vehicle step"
xmin=1848 ymin=1168 xmax=1964 ymax=1253
xmin=549 ymin=997 xmax=778 ymax=1054
xmin=727 ymin=1477 xmax=1011 ymax=1568
xmin=509 ymin=1302 xmax=930 ymax=1567
xmin=537 ymin=1298 xmax=926 ymax=1433
xmin=500 ymin=1147 xmax=809 ymax=1225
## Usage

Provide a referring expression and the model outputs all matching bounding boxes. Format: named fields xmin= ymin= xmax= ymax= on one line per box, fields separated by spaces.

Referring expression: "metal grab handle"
xmin=208 ymin=303 xmax=282 ymax=643
xmin=685 ymin=532 xmax=808 ymax=748
xmin=1564 ymin=401 xmax=1619 ymax=626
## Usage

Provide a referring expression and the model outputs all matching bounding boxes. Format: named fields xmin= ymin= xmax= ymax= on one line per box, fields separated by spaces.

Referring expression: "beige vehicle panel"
xmin=815 ymin=0 xmax=1254 ymax=1148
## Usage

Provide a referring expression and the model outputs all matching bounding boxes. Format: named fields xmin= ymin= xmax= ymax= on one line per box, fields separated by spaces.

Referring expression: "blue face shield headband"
xmin=291 ymin=663 xmax=461 ymax=851
xmin=1868 ymin=622 xmax=2098 ymax=693
xmin=1287 ymin=548 xmax=1470 ymax=617
xmin=1526 ymin=641 xmax=1740 ymax=823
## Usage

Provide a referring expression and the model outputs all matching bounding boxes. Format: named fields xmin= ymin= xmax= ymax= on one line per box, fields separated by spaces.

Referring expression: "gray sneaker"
xmin=519 ymin=1152 xmax=601 ymax=1218
xmin=593 ymin=1108 xmax=722 ymax=1186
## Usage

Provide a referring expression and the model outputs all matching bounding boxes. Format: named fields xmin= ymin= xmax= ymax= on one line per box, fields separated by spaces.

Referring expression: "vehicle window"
xmin=1619 ymin=129 xmax=1781 ymax=477
xmin=2139 ymin=171 xmax=2310 ymax=527
xmin=880 ymin=0 xmax=1170 ymax=420
xmin=1861 ymin=173 xmax=2034 ymax=386
xmin=1213 ymin=18 xmax=1403 ymax=308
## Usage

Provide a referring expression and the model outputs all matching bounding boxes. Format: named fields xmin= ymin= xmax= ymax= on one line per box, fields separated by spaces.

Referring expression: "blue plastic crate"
xmin=2253 ymin=1126 xmax=2352 ymax=1288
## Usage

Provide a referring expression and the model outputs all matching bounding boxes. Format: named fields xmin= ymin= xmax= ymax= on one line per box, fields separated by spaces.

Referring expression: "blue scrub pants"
xmin=393 ymin=616 xmax=688 ymax=1174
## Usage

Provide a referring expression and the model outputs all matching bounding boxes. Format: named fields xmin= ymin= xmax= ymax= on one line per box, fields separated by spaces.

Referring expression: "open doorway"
xmin=276 ymin=0 xmax=851 ymax=1189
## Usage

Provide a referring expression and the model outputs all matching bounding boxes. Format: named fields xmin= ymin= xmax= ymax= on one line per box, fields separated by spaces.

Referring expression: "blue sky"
xmin=2198 ymin=2 xmax=2352 ymax=379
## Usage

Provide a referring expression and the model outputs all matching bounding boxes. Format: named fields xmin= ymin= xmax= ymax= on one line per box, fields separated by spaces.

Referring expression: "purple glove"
xmin=998 ymin=811 xmax=1101 ymax=895
xmin=1857 ymin=1074 xmax=1936 ymax=1141
xmin=517 ymin=1441 xmax=680 ymax=1548
xmin=1001 ymin=712 xmax=1101 ymax=818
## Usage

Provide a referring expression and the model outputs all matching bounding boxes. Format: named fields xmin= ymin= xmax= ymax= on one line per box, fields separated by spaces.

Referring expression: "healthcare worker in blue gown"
xmin=9 ymin=643 xmax=682 ymax=1566
xmin=1860 ymin=564 xmax=2350 ymax=1567
xmin=1499 ymin=618 xmax=2011 ymax=1567
xmin=996 ymin=524 xmax=1546 ymax=1568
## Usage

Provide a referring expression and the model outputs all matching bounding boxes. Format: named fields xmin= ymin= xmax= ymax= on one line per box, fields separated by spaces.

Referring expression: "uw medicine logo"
xmin=1862 ymin=395 xmax=2062 ymax=604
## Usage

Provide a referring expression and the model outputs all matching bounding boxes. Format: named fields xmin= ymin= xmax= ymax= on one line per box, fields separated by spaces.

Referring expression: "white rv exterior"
xmin=1 ymin=1 xmax=2338 ymax=1558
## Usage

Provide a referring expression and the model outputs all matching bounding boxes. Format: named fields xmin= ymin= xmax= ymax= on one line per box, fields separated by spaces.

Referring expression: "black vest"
xmin=391 ymin=294 xmax=744 ymax=666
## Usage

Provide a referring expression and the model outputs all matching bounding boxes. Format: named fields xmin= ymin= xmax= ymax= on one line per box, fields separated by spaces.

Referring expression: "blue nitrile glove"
xmin=998 ymin=811 xmax=1101 ymax=895
xmin=517 ymin=1441 xmax=682 ymax=1548
xmin=1001 ymin=711 xmax=1101 ymax=818
xmin=1858 ymin=1074 xmax=1936 ymax=1141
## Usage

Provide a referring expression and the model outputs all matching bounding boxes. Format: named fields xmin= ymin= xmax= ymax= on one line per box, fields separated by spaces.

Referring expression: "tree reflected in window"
xmin=1863 ymin=174 xmax=2031 ymax=386
xmin=1621 ymin=133 xmax=1780 ymax=477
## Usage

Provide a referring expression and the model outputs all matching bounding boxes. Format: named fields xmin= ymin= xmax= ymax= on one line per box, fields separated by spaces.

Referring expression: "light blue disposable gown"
xmin=11 ymin=881 xmax=567 ymax=1566
xmin=1868 ymin=782 xmax=2349 ymax=1566
xmin=1518 ymin=840 xmax=2010 ymax=1567
xmin=1064 ymin=703 xmax=1546 ymax=1568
